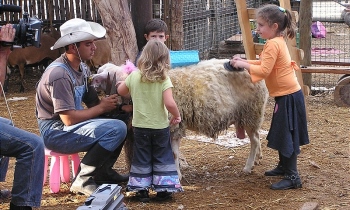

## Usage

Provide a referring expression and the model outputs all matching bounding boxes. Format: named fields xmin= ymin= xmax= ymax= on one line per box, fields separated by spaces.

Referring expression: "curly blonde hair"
xmin=137 ymin=40 xmax=170 ymax=82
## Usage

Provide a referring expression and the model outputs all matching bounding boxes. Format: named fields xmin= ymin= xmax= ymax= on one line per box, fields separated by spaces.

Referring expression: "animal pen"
xmin=0 ymin=0 xmax=349 ymax=106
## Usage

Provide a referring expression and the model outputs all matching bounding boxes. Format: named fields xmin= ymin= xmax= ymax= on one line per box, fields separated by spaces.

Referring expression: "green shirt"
xmin=125 ymin=70 xmax=173 ymax=129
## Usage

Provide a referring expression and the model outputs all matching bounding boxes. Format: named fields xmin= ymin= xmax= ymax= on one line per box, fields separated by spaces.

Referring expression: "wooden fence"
xmin=0 ymin=0 xmax=101 ymax=28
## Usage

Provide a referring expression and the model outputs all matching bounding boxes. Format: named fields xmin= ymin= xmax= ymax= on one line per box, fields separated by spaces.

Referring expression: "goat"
xmin=7 ymin=30 xmax=61 ymax=92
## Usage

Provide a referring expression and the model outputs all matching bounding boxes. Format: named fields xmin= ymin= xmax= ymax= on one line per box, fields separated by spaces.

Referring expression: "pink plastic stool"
xmin=43 ymin=148 xmax=80 ymax=193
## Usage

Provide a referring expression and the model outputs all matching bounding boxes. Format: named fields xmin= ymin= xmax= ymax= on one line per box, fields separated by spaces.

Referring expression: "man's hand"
xmin=0 ymin=24 xmax=15 ymax=43
xmin=100 ymin=94 xmax=119 ymax=112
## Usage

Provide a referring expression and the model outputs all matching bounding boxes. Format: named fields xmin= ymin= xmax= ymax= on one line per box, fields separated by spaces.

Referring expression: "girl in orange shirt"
xmin=230 ymin=4 xmax=309 ymax=190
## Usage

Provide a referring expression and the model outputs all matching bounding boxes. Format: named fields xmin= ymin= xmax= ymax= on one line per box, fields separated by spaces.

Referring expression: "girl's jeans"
xmin=0 ymin=117 xmax=44 ymax=207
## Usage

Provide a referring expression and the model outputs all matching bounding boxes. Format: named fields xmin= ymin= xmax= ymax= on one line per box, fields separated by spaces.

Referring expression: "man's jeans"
xmin=0 ymin=117 xmax=44 ymax=207
xmin=38 ymin=118 xmax=127 ymax=153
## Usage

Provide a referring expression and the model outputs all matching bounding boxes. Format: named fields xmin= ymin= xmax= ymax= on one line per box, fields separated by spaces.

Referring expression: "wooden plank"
xmin=14 ymin=0 xmax=21 ymax=21
xmin=292 ymin=11 xmax=299 ymax=23
xmin=76 ymin=0 xmax=81 ymax=18
xmin=59 ymin=0 xmax=65 ymax=21
xmin=254 ymin=43 xmax=264 ymax=55
xmin=46 ymin=0 xmax=50 ymax=20
xmin=247 ymin=8 xmax=255 ymax=20
xmin=234 ymin=0 xmax=256 ymax=60
xmin=40 ymin=0 xmax=45 ymax=20
xmin=54 ymin=0 xmax=59 ymax=20
xmin=91 ymin=0 xmax=96 ymax=21
xmin=23 ymin=0 xmax=28 ymax=15
xmin=31 ymin=0 xmax=36 ymax=17
xmin=70 ymin=0 xmax=75 ymax=19
xmin=81 ymin=0 xmax=86 ymax=19
xmin=312 ymin=60 xmax=350 ymax=66
xmin=86 ymin=0 xmax=92 ymax=21
xmin=301 ymin=67 xmax=350 ymax=74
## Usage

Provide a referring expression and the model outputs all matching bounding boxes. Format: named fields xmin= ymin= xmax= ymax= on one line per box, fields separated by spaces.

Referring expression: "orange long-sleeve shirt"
xmin=248 ymin=36 xmax=300 ymax=97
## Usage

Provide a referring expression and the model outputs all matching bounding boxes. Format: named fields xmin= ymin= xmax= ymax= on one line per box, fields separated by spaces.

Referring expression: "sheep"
xmin=91 ymin=58 xmax=268 ymax=180
xmin=167 ymin=58 xmax=268 ymax=179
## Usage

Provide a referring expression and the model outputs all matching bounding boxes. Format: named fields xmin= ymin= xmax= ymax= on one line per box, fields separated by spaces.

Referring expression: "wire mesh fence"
xmin=308 ymin=1 xmax=350 ymax=99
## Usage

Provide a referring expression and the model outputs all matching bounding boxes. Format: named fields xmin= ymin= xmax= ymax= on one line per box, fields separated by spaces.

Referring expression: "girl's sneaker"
xmin=135 ymin=190 xmax=150 ymax=203
xmin=155 ymin=191 xmax=172 ymax=201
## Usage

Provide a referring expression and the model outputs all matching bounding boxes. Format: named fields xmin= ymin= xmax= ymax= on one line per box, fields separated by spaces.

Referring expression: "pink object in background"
xmin=311 ymin=21 xmax=327 ymax=38
xmin=122 ymin=60 xmax=137 ymax=74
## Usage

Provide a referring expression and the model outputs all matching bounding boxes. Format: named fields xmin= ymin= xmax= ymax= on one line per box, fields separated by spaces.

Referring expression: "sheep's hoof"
xmin=178 ymin=173 xmax=183 ymax=181
xmin=179 ymin=155 xmax=189 ymax=169
xmin=242 ymin=167 xmax=252 ymax=174
xmin=254 ymin=158 xmax=261 ymax=165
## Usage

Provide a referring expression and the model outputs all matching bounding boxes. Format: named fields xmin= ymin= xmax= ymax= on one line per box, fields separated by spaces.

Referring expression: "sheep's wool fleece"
xmin=168 ymin=59 xmax=268 ymax=139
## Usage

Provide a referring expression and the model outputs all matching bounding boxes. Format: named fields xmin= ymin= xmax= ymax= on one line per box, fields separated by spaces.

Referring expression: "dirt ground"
xmin=0 ymin=66 xmax=349 ymax=210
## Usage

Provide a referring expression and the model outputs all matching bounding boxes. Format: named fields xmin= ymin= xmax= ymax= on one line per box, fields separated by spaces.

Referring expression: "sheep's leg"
xmin=19 ymin=64 xmax=25 ymax=92
xmin=170 ymin=135 xmax=182 ymax=180
xmin=242 ymin=127 xmax=262 ymax=173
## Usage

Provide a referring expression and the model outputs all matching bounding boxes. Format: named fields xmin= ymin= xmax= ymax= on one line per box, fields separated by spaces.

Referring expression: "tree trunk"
xmin=93 ymin=0 xmax=138 ymax=65
xmin=131 ymin=0 xmax=152 ymax=51
xmin=299 ymin=0 xmax=313 ymax=89
xmin=164 ymin=0 xmax=183 ymax=50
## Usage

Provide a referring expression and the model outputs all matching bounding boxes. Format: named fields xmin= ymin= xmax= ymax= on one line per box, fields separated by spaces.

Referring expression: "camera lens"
xmin=12 ymin=23 xmax=27 ymax=47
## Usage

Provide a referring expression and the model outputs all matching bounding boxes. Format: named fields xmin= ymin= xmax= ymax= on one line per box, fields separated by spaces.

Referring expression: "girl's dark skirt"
xmin=266 ymin=90 xmax=310 ymax=158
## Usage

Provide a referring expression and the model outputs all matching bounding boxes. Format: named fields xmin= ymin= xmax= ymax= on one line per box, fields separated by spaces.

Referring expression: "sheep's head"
xmin=90 ymin=73 xmax=108 ymax=92
xmin=90 ymin=61 xmax=137 ymax=93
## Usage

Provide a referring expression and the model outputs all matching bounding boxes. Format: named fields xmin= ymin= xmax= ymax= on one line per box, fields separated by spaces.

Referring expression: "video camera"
xmin=0 ymin=4 xmax=42 ymax=48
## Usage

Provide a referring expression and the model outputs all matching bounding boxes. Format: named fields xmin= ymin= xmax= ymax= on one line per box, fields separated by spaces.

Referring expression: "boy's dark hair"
xmin=144 ymin=19 xmax=168 ymax=35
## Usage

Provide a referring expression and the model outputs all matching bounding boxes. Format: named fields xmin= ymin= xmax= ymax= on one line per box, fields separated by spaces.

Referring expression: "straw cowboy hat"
xmin=51 ymin=18 xmax=106 ymax=50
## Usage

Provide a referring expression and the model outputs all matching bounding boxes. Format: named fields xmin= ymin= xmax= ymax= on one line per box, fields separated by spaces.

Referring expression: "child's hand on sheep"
xmin=170 ymin=116 xmax=181 ymax=125
xmin=230 ymin=57 xmax=250 ymax=73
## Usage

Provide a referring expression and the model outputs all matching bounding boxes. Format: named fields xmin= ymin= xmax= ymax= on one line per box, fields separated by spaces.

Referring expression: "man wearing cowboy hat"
xmin=35 ymin=18 xmax=128 ymax=196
